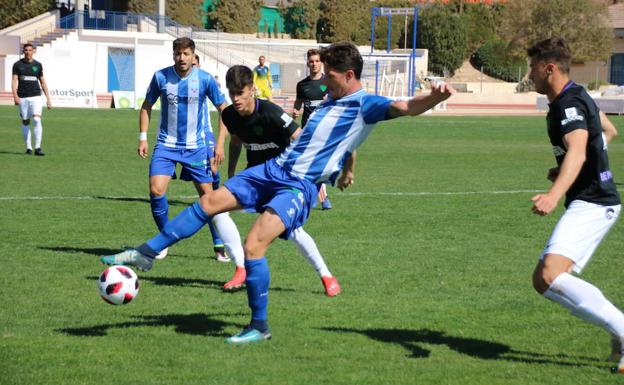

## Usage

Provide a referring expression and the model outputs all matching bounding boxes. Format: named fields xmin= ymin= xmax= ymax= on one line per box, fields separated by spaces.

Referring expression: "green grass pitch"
xmin=1 ymin=106 xmax=624 ymax=384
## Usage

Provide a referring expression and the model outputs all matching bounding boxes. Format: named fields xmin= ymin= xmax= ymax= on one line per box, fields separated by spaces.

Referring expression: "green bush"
xmin=470 ymin=39 xmax=527 ymax=82
xmin=587 ymin=79 xmax=610 ymax=91
xmin=417 ymin=6 xmax=467 ymax=76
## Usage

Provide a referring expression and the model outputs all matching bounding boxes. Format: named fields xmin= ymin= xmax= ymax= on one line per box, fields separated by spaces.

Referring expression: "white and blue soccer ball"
xmin=98 ymin=266 xmax=139 ymax=305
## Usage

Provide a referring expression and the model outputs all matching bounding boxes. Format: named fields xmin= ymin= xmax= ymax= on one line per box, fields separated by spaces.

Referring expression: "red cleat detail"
xmin=321 ymin=276 xmax=341 ymax=297
xmin=223 ymin=266 xmax=246 ymax=291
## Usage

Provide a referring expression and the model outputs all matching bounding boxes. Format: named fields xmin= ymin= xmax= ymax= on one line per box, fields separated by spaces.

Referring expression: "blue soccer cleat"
xmin=101 ymin=249 xmax=154 ymax=272
xmin=321 ymin=197 xmax=332 ymax=210
xmin=226 ymin=326 xmax=272 ymax=345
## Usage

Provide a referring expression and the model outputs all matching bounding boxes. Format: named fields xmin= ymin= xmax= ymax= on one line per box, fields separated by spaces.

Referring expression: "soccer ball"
xmin=98 ymin=266 xmax=139 ymax=305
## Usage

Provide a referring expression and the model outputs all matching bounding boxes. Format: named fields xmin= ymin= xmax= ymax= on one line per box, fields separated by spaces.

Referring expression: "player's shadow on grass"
xmin=322 ymin=327 xmax=608 ymax=369
xmin=0 ymin=150 xmax=30 ymax=156
xmin=40 ymin=246 xmax=122 ymax=256
xmin=94 ymin=196 xmax=190 ymax=206
xmin=58 ymin=313 xmax=244 ymax=337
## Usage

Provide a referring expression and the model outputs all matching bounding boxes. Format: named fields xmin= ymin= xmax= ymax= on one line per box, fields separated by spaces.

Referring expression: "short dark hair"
xmin=527 ymin=37 xmax=571 ymax=74
xmin=306 ymin=48 xmax=320 ymax=59
xmin=23 ymin=43 xmax=34 ymax=50
xmin=320 ymin=42 xmax=363 ymax=79
xmin=194 ymin=54 xmax=200 ymax=64
xmin=226 ymin=65 xmax=254 ymax=93
xmin=173 ymin=37 xmax=195 ymax=52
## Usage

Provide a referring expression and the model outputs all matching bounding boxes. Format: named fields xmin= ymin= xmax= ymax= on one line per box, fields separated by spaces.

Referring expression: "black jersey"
xmin=546 ymin=82 xmax=620 ymax=207
xmin=12 ymin=59 xmax=43 ymax=98
xmin=223 ymin=99 xmax=299 ymax=168
xmin=295 ymin=75 xmax=327 ymax=127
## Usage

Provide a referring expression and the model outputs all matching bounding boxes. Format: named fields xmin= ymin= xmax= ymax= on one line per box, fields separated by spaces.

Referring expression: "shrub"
xmin=471 ymin=39 xmax=527 ymax=82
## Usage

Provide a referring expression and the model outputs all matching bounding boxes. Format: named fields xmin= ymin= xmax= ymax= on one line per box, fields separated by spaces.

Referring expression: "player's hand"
xmin=13 ymin=97 xmax=20 ymax=105
xmin=292 ymin=109 xmax=300 ymax=119
xmin=46 ymin=98 xmax=52 ymax=109
xmin=337 ymin=171 xmax=354 ymax=191
xmin=430 ymin=82 xmax=455 ymax=102
xmin=214 ymin=143 xmax=225 ymax=165
xmin=531 ymin=193 xmax=559 ymax=216
xmin=138 ymin=140 xmax=148 ymax=159
xmin=547 ymin=167 xmax=560 ymax=182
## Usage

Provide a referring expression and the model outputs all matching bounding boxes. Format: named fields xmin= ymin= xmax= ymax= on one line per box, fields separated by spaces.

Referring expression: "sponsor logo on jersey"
xmin=281 ymin=113 xmax=293 ymax=128
xmin=166 ymin=93 xmax=199 ymax=105
xmin=561 ymin=107 xmax=584 ymax=126
xmin=244 ymin=142 xmax=280 ymax=151
xmin=600 ymin=170 xmax=613 ymax=182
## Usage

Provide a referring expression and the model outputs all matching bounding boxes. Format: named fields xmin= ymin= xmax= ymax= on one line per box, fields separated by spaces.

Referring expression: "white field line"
xmin=0 ymin=189 xmax=547 ymax=201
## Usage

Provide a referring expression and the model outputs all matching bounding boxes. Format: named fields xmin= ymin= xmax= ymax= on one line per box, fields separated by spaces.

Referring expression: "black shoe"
xmin=25 ymin=149 xmax=32 ymax=155
xmin=34 ymin=148 xmax=45 ymax=156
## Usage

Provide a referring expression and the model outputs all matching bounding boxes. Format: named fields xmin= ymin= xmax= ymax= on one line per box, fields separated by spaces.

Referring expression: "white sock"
xmin=32 ymin=117 xmax=42 ymax=149
xmin=289 ymin=227 xmax=331 ymax=277
xmin=22 ymin=125 xmax=31 ymax=149
xmin=545 ymin=272 xmax=624 ymax=340
xmin=212 ymin=212 xmax=244 ymax=267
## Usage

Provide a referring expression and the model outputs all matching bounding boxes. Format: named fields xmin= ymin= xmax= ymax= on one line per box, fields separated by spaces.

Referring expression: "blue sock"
xmin=143 ymin=202 xmax=211 ymax=252
xmin=150 ymin=194 xmax=169 ymax=230
xmin=208 ymin=221 xmax=224 ymax=250
xmin=245 ymin=257 xmax=270 ymax=329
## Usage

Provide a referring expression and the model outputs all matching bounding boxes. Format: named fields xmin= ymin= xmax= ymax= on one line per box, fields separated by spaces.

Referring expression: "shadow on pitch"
xmin=40 ymin=246 xmax=123 ymax=256
xmin=94 ymin=196 xmax=190 ymax=206
xmin=321 ymin=327 xmax=608 ymax=369
xmin=58 ymin=313 xmax=244 ymax=337
xmin=0 ymin=150 xmax=30 ymax=156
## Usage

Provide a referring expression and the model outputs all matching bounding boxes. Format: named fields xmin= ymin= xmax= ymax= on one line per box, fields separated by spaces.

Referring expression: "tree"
xmin=417 ymin=5 xmax=467 ymax=76
xmin=498 ymin=0 xmax=612 ymax=62
xmin=0 ymin=0 xmax=55 ymax=30
xmin=207 ymin=0 xmax=262 ymax=34
xmin=282 ymin=0 xmax=320 ymax=40
xmin=460 ymin=3 xmax=500 ymax=57
xmin=128 ymin=0 xmax=205 ymax=28
xmin=318 ymin=0 xmax=370 ymax=44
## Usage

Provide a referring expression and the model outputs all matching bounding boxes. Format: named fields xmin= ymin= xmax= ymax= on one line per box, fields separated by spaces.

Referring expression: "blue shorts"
xmin=206 ymin=131 xmax=216 ymax=159
xmin=224 ymin=159 xmax=317 ymax=240
xmin=150 ymin=144 xmax=212 ymax=184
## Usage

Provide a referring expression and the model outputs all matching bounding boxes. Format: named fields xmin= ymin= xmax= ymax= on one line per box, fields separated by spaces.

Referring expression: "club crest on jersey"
xmin=32 ymin=66 xmax=38 ymax=72
xmin=253 ymin=125 xmax=263 ymax=136
xmin=561 ymin=107 xmax=584 ymax=126
xmin=320 ymin=85 xmax=327 ymax=92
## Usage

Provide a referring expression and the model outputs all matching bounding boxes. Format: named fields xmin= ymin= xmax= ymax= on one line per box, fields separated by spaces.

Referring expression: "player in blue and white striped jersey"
xmin=102 ymin=38 xmax=244 ymax=286
xmin=102 ymin=42 xmax=454 ymax=344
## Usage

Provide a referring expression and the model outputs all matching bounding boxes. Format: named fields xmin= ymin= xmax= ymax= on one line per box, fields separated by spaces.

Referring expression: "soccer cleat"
xmin=214 ymin=250 xmax=230 ymax=263
xmin=25 ymin=149 xmax=32 ymax=155
xmin=223 ymin=266 xmax=246 ymax=291
xmin=321 ymin=275 xmax=341 ymax=297
xmin=226 ymin=326 xmax=272 ymax=345
xmin=101 ymin=249 xmax=154 ymax=272
xmin=154 ymin=247 xmax=168 ymax=260
xmin=321 ymin=198 xmax=332 ymax=210
xmin=34 ymin=148 xmax=45 ymax=156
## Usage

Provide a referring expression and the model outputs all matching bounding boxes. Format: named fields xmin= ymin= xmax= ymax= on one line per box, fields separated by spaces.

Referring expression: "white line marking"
xmin=0 ymin=189 xmax=547 ymax=201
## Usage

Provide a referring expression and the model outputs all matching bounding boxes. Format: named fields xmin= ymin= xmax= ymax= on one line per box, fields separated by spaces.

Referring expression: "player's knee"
xmin=532 ymin=264 xmax=556 ymax=294
xmin=243 ymin=237 xmax=263 ymax=260
xmin=22 ymin=119 xmax=30 ymax=125
xmin=149 ymin=185 xmax=166 ymax=197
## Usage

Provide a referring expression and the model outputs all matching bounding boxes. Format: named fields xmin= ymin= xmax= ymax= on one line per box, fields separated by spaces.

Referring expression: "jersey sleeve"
xmin=144 ymin=74 xmax=161 ymax=104
xmin=37 ymin=62 xmax=44 ymax=78
xmin=361 ymin=94 xmax=393 ymax=124
xmin=295 ymin=81 xmax=304 ymax=100
xmin=268 ymin=103 xmax=298 ymax=135
xmin=557 ymin=98 xmax=588 ymax=135
xmin=12 ymin=62 xmax=19 ymax=76
xmin=203 ymin=74 xmax=225 ymax=107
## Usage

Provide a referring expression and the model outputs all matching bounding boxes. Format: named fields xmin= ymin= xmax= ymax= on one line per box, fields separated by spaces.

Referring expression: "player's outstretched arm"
xmin=11 ymin=74 xmax=19 ymax=105
xmin=337 ymin=151 xmax=357 ymax=191
xmin=531 ymin=129 xmax=587 ymax=216
xmin=39 ymin=75 xmax=52 ymax=109
xmin=387 ymin=82 xmax=455 ymax=118
xmin=227 ymin=134 xmax=243 ymax=179
xmin=138 ymin=100 xmax=153 ymax=159
xmin=600 ymin=111 xmax=618 ymax=144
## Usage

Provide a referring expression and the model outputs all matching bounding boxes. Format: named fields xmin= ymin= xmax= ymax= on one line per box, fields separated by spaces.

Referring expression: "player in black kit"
xmin=12 ymin=43 xmax=51 ymax=156
xmin=527 ymin=37 xmax=624 ymax=374
xmin=221 ymin=65 xmax=342 ymax=297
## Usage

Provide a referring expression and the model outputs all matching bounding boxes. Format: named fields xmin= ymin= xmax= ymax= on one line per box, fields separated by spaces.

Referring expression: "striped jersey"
xmin=145 ymin=66 xmax=225 ymax=149
xmin=276 ymin=89 xmax=393 ymax=184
